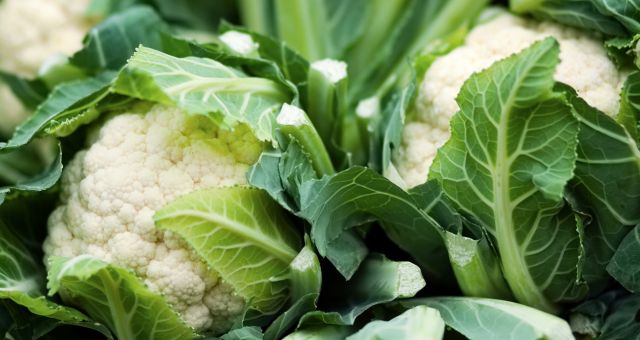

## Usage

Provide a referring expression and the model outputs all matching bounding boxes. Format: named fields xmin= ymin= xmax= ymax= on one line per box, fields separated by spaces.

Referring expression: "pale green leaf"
xmin=47 ymin=256 xmax=195 ymax=340
xmin=346 ymin=306 xmax=445 ymax=340
xmin=113 ymin=47 xmax=291 ymax=142
xmin=397 ymin=297 xmax=573 ymax=340
xmin=154 ymin=187 xmax=301 ymax=315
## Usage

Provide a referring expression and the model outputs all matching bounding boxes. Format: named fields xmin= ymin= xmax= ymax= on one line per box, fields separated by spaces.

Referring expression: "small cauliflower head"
xmin=0 ymin=0 xmax=94 ymax=134
xmin=44 ymin=104 xmax=265 ymax=333
xmin=395 ymin=12 xmax=627 ymax=188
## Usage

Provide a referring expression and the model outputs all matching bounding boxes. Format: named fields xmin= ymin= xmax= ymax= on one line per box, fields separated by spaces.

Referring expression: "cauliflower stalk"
xmin=395 ymin=12 xmax=628 ymax=187
xmin=44 ymin=104 xmax=284 ymax=333
xmin=0 ymin=0 xmax=93 ymax=135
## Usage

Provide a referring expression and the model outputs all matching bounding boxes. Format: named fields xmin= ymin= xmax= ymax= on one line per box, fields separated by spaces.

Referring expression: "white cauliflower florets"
xmin=395 ymin=12 xmax=627 ymax=188
xmin=44 ymin=104 xmax=265 ymax=333
xmin=0 ymin=0 xmax=93 ymax=135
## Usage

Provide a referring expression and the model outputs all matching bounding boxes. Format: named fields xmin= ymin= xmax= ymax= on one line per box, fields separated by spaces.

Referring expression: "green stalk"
xmin=289 ymin=239 xmax=321 ymax=302
xmin=445 ymin=233 xmax=513 ymax=300
xmin=277 ymin=104 xmax=335 ymax=177
xmin=274 ymin=0 xmax=329 ymax=60
xmin=239 ymin=0 xmax=275 ymax=35
xmin=510 ymin=0 xmax=544 ymax=13
xmin=346 ymin=0 xmax=407 ymax=79
xmin=306 ymin=59 xmax=348 ymax=146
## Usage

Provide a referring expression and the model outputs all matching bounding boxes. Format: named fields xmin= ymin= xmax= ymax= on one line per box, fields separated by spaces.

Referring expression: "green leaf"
xmin=154 ymin=187 xmax=301 ymax=315
xmin=598 ymin=294 xmax=640 ymax=339
xmin=510 ymin=0 xmax=628 ymax=36
xmin=560 ymin=83 xmax=640 ymax=289
xmin=370 ymin=81 xmax=415 ymax=178
xmin=70 ymin=6 xmax=169 ymax=71
xmin=396 ymin=297 xmax=573 ymax=340
xmin=570 ymin=291 xmax=640 ymax=340
xmin=618 ymin=71 xmax=640 ymax=143
xmin=0 ymin=144 xmax=62 ymax=205
xmin=0 ymin=222 xmax=84 ymax=323
xmin=346 ymin=306 xmax=445 ymax=340
xmin=113 ymin=46 xmax=291 ymax=142
xmin=283 ymin=325 xmax=354 ymax=340
xmin=430 ymin=38 xmax=584 ymax=312
xmin=298 ymin=254 xmax=425 ymax=328
xmin=593 ymin=0 xmax=640 ymax=34
xmin=47 ymin=256 xmax=195 ymax=340
xmin=0 ymin=71 xmax=48 ymax=109
xmin=298 ymin=166 xmax=450 ymax=280
xmin=607 ymin=225 xmax=640 ymax=292
xmin=152 ymin=0 xmax=237 ymax=31
xmin=220 ymin=326 xmax=264 ymax=340
xmin=0 ymin=73 xmax=115 ymax=152
xmin=0 ymin=210 xmax=113 ymax=339
xmin=247 ymin=130 xmax=319 ymax=214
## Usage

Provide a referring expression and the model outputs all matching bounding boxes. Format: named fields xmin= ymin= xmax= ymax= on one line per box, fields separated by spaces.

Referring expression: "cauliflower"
xmin=43 ymin=104 xmax=265 ymax=333
xmin=394 ymin=12 xmax=628 ymax=188
xmin=0 ymin=0 xmax=93 ymax=135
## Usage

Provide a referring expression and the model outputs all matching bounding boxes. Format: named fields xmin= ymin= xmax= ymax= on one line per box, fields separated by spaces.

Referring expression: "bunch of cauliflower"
xmin=395 ymin=12 xmax=628 ymax=188
xmin=44 ymin=104 xmax=264 ymax=333
xmin=0 ymin=0 xmax=93 ymax=136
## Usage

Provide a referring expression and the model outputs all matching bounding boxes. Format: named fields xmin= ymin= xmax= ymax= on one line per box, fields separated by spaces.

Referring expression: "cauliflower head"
xmin=0 ymin=0 xmax=93 ymax=135
xmin=395 ymin=12 xmax=627 ymax=188
xmin=43 ymin=104 xmax=265 ymax=333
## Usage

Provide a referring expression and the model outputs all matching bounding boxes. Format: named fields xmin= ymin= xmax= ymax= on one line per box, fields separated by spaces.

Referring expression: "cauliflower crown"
xmin=395 ymin=12 xmax=627 ymax=188
xmin=44 ymin=104 xmax=264 ymax=333
xmin=0 ymin=0 xmax=92 ymax=76
xmin=0 ymin=0 xmax=93 ymax=134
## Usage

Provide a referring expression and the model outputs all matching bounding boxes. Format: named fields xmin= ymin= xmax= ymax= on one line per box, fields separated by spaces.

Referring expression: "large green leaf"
xmin=570 ymin=291 xmax=640 ymax=340
xmin=298 ymin=166 xmax=450 ymax=281
xmin=510 ymin=0 xmax=628 ymax=36
xmin=396 ymin=297 xmax=573 ymax=340
xmin=560 ymin=83 xmax=640 ymax=289
xmin=70 ymin=6 xmax=169 ymax=71
xmin=430 ymin=38 xmax=585 ymax=312
xmin=592 ymin=0 xmax=640 ymax=34
xmin=47 ymin=256 xmax=194 ymax=340
xmin=0 ymin=222 xmax=85 ymax=323
xmin=154 ymin=187 xmax=301 ymax=315
xmin=0 ymin=212 xmax=112 ymax=339
xmin=346 ymin=306 xmax=444 ymax=340
xmin=607 ymin=225 xmax=640 ymax=292
xmin=0 ymin=73 xmax=116 ymax=152
xmin=113 ymin=46 xmax=291 ymax=142
xmin=618 ymin=71 xmax=640 ymax=142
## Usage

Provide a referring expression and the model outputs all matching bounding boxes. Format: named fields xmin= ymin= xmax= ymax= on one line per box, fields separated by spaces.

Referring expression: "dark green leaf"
xmin=1 ymin=73 xmax=115 ymax=152
xmin=298 ymin=167 xmax=451 ymax=280
xmin=607 ymin=225 xmax=640 ymax=292
xmin=70 ymin=6 xmax=169 ymax=71
xmin=430 ymin=38 xmax=585 ymax=312
xmin=0 ymin=144 xmax=62 ymax=205
xmin=560 ymin=83 xmax=640 ymax=289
